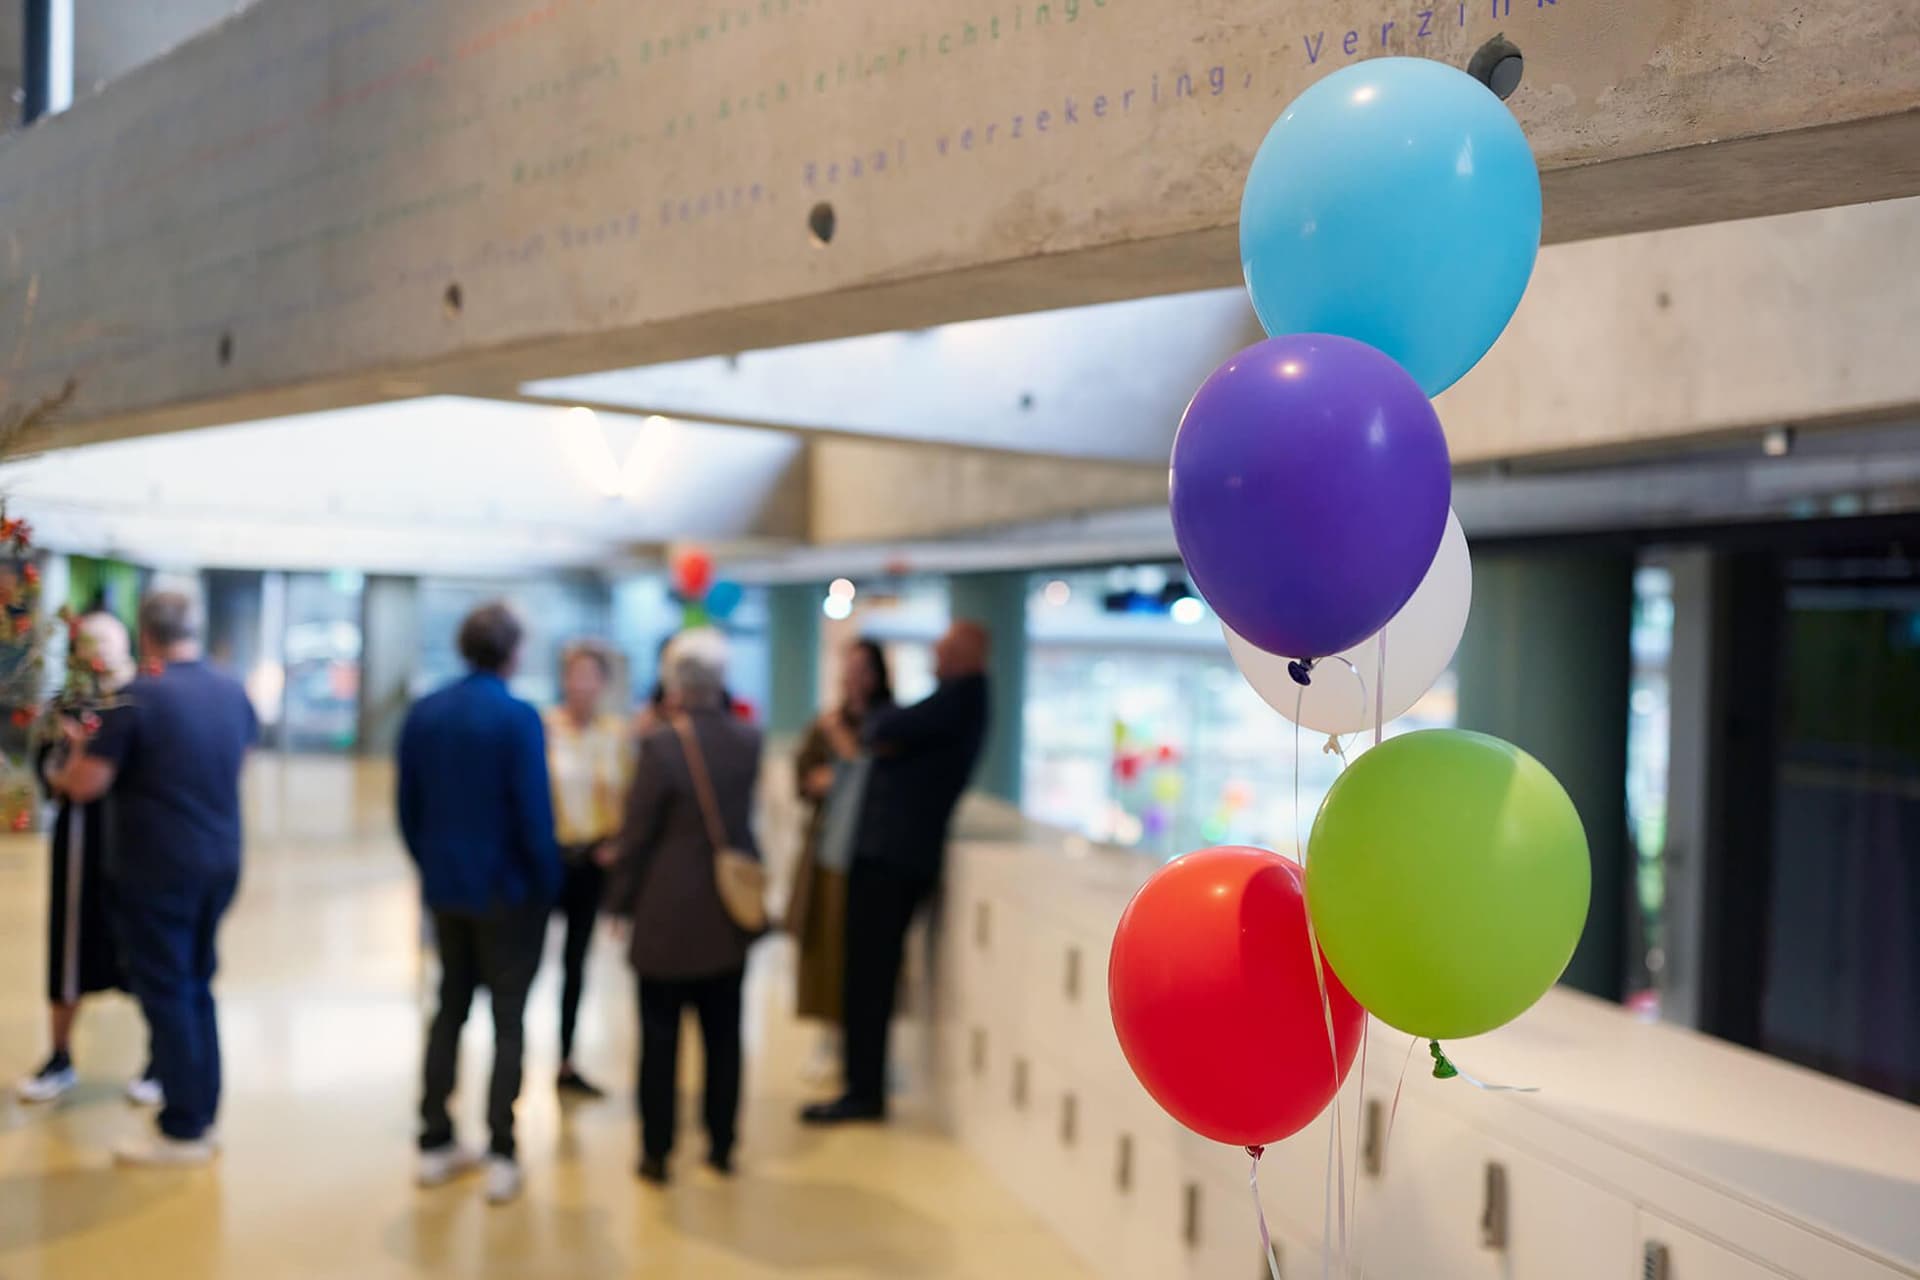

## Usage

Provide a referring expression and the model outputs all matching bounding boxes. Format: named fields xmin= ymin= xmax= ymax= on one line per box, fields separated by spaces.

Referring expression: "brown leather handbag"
xmin=671 ymin=716 xmax=768 ymax=934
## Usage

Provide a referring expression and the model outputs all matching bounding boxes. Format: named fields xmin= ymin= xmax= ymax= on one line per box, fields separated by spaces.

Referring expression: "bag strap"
xmin=669 ymin=713 xmax=730 ymax=854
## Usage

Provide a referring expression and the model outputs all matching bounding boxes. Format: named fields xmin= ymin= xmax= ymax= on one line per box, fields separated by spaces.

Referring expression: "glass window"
xmin=1023 ymin=567 xmax=1455 ymax=860
xmin=821 ymin=578 xmax=948 ymax=709
xmin=280 ymin=572 xmax=363 ymax=752
xmin=1626 ymin=564 xmax=1675 ymax=1008
xmin=414 ymin=575 xmax=611 ymax=708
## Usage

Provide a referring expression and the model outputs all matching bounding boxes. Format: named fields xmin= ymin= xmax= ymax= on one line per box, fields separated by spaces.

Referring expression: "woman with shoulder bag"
xmin=605 ymin=628 xmax=764 ymax=1184
xmin=786 ymin=639 xmax=891 ymax=1083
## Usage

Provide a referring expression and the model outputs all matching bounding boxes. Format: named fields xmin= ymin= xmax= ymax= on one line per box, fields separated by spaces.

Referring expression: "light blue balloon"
xmin=1240 ymin=58 xmax=1541 ymax=397
xmin=706 ymin=579 xmax=745 ymax=620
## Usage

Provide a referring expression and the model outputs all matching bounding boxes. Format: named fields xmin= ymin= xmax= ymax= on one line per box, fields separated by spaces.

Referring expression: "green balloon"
xmin=1305 ymin=729 xmax=1590 ymax=1040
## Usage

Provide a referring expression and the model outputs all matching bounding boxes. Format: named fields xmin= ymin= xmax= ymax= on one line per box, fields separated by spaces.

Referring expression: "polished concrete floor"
xmin=0 ymin=755 xmax=1089 ymax=1279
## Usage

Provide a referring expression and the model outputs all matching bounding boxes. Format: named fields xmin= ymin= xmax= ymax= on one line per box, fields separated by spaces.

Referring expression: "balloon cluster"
xmin=669 ymin=546 xmax=744 ymax=629
xmin=1110 ymin=60 xmax=1591 ymax=1152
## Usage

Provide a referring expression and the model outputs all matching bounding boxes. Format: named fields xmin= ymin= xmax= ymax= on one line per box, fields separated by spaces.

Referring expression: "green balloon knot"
xmin=1429 ymin=1040 xmax=1459 ymax=1080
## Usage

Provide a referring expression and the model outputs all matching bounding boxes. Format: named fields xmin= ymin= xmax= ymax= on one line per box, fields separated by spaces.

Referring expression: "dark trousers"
xmin=556 ymin=855 xmax=604 ymax=1063
xmin=117 ymin=874 xmax=238 ymax=1142
xmin=637 ymin=970 xmax=743 ymax=1163
xmin=841 ymin=859 xmax=935 ymax=1108
xmin=420 ymin=905 xmax=546 ymax=1159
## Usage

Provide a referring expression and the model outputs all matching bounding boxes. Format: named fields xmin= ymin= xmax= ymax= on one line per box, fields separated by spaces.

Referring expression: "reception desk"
xmin=930 ymin=802 xmax=1920 ymax=1279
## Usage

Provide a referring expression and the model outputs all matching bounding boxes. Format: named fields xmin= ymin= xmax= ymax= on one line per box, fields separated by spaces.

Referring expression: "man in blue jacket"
xmin=53 ymin=591 xmax=256 ymax=1167
xmin=397 ymin=601 xmax=561 ymax=1205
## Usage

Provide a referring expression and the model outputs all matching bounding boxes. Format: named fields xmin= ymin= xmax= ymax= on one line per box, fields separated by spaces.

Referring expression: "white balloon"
xmin=1224 ymin=509 xmax=1471 ymax=736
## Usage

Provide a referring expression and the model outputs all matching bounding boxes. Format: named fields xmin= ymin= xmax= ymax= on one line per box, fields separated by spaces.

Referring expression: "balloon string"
xmin=1248 ymin=1147 xmax=1284 ymax=1280
xmin=1429 ymin=1040 xmax=1540 ymax=1093
xmin=1354 ymin=1037 xmax=1420 ymax=1280
xmin=1346 ymin=1020 xmax=1370 ymax=1273
xmin=1373 ymin=631 xmax=1387 ymax=748
xmin=1293 ymin=691 xmax=1349 ymax=1273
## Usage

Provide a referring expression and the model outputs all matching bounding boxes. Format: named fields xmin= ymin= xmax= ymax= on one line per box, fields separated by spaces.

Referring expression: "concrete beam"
xmin=807 ymin=436 xmax=1165 ymax=544
xmin=2 ymin=0 xmax=1916 ymax=443
xmin=1440 ymin=196 xmax=1920 ymax=465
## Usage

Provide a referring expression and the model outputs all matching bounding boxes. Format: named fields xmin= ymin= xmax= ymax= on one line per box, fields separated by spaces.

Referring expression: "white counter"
xmin=932 ymin=804 xmax=1920 ymax=1279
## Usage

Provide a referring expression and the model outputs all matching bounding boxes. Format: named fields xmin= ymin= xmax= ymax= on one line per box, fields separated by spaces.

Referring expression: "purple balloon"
xmin=1170 ymin=334 xmax=1450 ymax=659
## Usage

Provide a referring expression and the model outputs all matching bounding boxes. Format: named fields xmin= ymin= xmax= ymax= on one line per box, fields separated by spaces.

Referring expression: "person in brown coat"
xmin=787 ymin=639 xmax=893 ymax=1081
xmin=606 ymin=629 xmax=762 ymax=1184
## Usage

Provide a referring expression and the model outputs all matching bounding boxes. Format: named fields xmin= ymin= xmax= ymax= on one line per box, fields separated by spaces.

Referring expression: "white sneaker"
xmin=125 ymin=1075 xmax=164 ymax=1107
xmin=416 ymin=1144 xmax=482 ymax=1188
xmin=113 ymin=1133 xmax=216 ymax=1167
xmin=484 ymin=1156 xmax=523 ymax=1205
xmin=16 ymin=1058 xmax=77 ymax=1104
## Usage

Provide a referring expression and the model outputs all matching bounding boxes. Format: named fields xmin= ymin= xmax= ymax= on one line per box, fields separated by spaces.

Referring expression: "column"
xmin=1453 ymin=546 xmax=1634 ymax=1003
xmin=22 ymin=0 xmax=74 ymax=123
xmin=357 ymin=575 xmax=421 ymax=755
xmin=765 ymin=583 xmax=822 ymax=739
xmin=947 ymin=571 xmax=1028 ymax=805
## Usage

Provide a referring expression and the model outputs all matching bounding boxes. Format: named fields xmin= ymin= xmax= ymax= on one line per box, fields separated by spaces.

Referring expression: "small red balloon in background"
xmin=1109 ymin=845 xmax=1364 ymax=1148
xmin=672 ymin=547 xmax=714 ymax=600
xmin=730 ymin=697 xmax=756 ymax=724
xmin=1113 ymin=752 xmax=1143 ymax=784
xmin=10 ymin=810 xmax=29 ymax=831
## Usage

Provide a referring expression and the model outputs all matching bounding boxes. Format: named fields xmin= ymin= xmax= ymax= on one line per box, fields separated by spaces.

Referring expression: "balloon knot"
xmin=1246 ymin=1144 xmax=1265 ymax=1160
xmin=1286 ymin=658 xmax=1315 ymax=687
xmin=1429 ymin=1040 xmax=1459 ymax=1080
xmin=1322 ymin=735 xmax=1343 ymax=756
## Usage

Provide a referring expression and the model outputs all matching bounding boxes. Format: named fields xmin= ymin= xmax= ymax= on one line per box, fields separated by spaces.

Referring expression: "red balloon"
xmin=1109 ymin=846 xmax=1364 ymax=1147
xmin=672 ymin=548 xmax=714 ymax=599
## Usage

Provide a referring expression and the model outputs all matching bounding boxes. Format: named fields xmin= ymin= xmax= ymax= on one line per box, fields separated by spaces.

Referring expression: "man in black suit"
xmin=802 ymin=620 xmax=990 ymax=1125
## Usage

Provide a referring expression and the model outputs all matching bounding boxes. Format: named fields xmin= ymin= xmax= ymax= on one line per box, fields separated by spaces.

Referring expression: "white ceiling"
xmin=0 ymin=396 xmax=803 ymax=574
xmin=527 ymin=289 xmax=1261 ymax=463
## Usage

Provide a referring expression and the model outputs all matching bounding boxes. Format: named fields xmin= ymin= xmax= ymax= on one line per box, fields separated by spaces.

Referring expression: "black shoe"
xmin=556 ymin=1067 xmax=605 ymax=1099
xmin=636 ymin=1155 xmax=669 ymax=1185
xmin=707 ymin=1150 xmax=734 ymax=1177
xmin=800 ymin=1096 xmax=886 ymax=1126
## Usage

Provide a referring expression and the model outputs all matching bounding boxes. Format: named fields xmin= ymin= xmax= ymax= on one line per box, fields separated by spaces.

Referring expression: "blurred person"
xmin=14 ymin=612 xmax=160 ymax=1106
xmin=49 ymin=593 xmax=258 ymax=1165
xmin=606 ymin=628 xmax=762 ymax=1184
xmin=397 ymin=602 xmax=561 ymax=1205
xmin=544 ymin=641 xmax=631 ymax=1100
xmin=786 ymin=639 xmax=893 ymax=1082
xmin=802 ymin=620 xmax=989 ymax=1126
xmin=633 ymin=633 xmax=733 ymax=739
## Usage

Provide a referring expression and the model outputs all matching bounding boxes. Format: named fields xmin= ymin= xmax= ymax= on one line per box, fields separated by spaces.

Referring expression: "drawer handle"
xmin=1480 ymin=1161 xmax=1508 ymax=1251
xmin=970 ymin=1026 xmax=987 ymax=1077
xmin=1115 ymin=1133 xmax=1134 ymax=1192
xmin=1060 ymin=1092 xmax=1077 ymax=1147
xmin=1361 ymin=1098 xmax=1385 ymax=1177
xmin=1643 ymin=1241 xmax=1671 ymax=1280
xmin=1183 ymin=1182 xmax=1202 ymax=1248
xmin=1011 ymin=1057 xmax=1029 ymax=1110
xmin=974 ymin=901 xmax=990 ymax=949
xmin=1064 ymin=946 xmax=1081 ymax=1001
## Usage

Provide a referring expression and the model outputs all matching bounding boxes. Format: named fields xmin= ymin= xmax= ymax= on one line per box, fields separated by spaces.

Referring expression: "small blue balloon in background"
xmin=706 ymin=579 xmax=745 ymax=621
xmin=1240 ymin=57 xmax=1542 ymax=398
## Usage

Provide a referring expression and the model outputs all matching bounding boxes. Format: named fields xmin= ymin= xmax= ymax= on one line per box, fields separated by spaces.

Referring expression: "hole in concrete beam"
xmin=1468 ymin=36 xmax=1524 ymax=100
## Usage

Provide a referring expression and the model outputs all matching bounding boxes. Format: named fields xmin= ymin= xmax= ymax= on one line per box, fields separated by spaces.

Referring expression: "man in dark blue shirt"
xmin=397 ymin=601 xmax=561 ymax=1205
xmin=56 ymin=591 xmax=257 ymax=1166
xmin=803 ymin=620 xmax=990 ymax=1125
